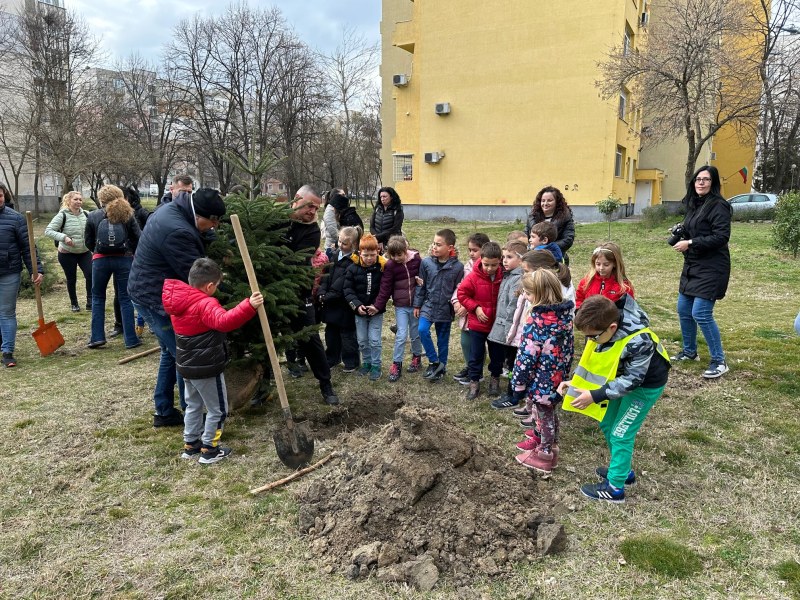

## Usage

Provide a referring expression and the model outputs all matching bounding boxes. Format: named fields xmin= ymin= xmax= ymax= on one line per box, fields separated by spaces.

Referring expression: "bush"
xmin=772 ymin=191 xmax=800 ymax=257
xmin=18 ymin=240 xmax=59 ymax=299
xmin=731 ymin=206 xmax=775 ymax=222
xmin=639 ymin=205 xmax=671 ymax=229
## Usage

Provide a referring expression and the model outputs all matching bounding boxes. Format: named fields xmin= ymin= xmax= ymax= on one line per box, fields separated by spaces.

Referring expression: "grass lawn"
xmin=2 ymin=213 xmax=799 ymax=599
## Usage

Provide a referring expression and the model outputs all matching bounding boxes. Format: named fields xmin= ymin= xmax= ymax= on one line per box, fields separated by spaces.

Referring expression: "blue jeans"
xmin=418 ymin=316 xmax=451 ymax=365
xmin=392 ymin=306 xmax=422 ymax=364
xmin=677 ymin=292 xmax=725 ymax=363
xmin=133 ymin=301 xmax=186 ymax=415
xmin=90 ymin=256 xmax=139 ymax=348
xmin=0 ymin=272 xmax=21 ymax=354
xmin=355 ymin=313 xmax=384 ymax=367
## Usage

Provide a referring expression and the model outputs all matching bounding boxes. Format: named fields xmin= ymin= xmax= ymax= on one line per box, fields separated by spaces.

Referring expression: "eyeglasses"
xmin=586 ymin=325 xmax=610 ymax=342
xmin=695 ymin=177 xmax=712 ymax=183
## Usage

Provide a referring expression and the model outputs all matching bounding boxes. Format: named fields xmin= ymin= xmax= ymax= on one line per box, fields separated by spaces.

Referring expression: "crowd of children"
xmin=307 ymin=224 xmax=670 ymax=503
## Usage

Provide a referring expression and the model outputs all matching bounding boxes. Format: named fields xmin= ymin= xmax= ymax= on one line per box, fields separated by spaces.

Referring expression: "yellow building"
xmin=381 ymin=0 xmax=754 ymax=220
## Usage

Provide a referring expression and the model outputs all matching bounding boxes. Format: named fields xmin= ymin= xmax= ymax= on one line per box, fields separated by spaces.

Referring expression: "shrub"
xmin=639 ymin=205 xmax=671 ymax=229
xmin=619 ymin=535 xmax=703 ymax=578
xmin=732 ymin=206 xmax=775 ymax=222
xmin=773 ymin=191 xmax=800 ymax=257
xmin=596 ymin=195 xmax=622 ymax=240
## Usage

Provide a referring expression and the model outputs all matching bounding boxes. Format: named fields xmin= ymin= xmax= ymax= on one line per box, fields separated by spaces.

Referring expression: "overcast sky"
xmin=67 ymin=0 xmax=381 ymax=66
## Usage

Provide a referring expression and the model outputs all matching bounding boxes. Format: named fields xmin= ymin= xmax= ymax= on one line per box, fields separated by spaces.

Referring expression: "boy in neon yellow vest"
xmin=558 ymin=294 xmax=670 ymax=503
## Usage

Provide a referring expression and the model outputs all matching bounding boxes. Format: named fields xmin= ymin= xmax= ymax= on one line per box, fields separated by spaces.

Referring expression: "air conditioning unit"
xmin=435 ymin=102 xmax=451 ymax=115
xmin=710 ymin=152 xmax=717 ymax=160
xmin=393 ymin=74 xmax=409 ymax=87
xmin=424 ymin=152 xmax=443 ymax=164
xmin=641 ymin=12 xmax=649 ymax=25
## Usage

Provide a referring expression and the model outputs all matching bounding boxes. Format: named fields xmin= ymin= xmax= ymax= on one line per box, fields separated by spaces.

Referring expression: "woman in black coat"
xmin=370 ymin=186 xmax=404 ymax=251
xmin=670 ymin=165 xmax=732 ymax=379
xmin=328 ymin=190 xmax=363 ymax=232
xmin=525 ymin=186 xmax=575 ymax=264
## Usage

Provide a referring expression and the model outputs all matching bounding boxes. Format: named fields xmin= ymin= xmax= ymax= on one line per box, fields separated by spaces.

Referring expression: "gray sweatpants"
xmin=183 ymin=374 xmax=228 ymax=448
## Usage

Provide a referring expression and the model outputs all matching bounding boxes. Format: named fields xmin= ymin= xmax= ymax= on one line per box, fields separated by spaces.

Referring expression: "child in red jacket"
xmin=456 ymin=241 xmax=504 ymax=400
xmin=575 ymin=242 xmax=635 ymax=309
xmin=162 ymin=258 xmax=263 ymax=464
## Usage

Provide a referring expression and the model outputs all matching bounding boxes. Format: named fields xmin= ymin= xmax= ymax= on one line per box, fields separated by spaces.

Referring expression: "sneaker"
xmin=429 ymin=363 xmax=446 ymax=382
xmin=71 ymin=304 xmax=81 ymax=312
xmin=452 ymin=367 xmax=470 ymax=384
xmin=342 ymin=365 xmax=358 ymax=374
xmin=389 ymin=323 xmax=398 ymax=335
xmin=487 ymin=376 xmax=501 ymax=397
xmin=520 ymin=415 xmax=536 ymax=429
xmin=126 ymin=340 xmax=143 ymax=350
xmin=357 ymin=363 xmax=372 ymax=376
xmin=407 ymin=354 xmax=422 ymax=373
xmin=388 ymin=362 xmax=402 ymax=382
xmin=297 ymin=361 xmax=309 ymax=373
xmin=524 ymin=428 xmax=541 ymax=443
xmin=86 ymin=340 xmax=107 ymax=349
xmin=466 ymin=381 xmax=480 ymax=400
xmin=703 ymin=361 xmax=729 ymax=379
xmin=516 ymin=449 xmax=555 ymax=474
xmin=108 ymin=324 xmax=124 ymax=338
xmin=491 ymin=393 xmax=519 ymax=409
xmin=199 ymin=446 xmax=232 ymax=464
xmin=513 ymin=406 xmax=531 ymax=418
xmin=423 ymin=362 xmax=440 ymax=379
xmin=287 ymin=361 xmax=305 ymax=378
xmin=320 ymin=381 xmax=340 ymax=405
xmin=515 ymin=437 xmax=538 ymax=451
xmin=595 ymin=467 xmax=636 ymax=485
xmin=369 ymin=365 xmax=382 ymax=381
xmin=181 ymin=440 xmax=201 ymax=459
xmin=2 ymin=352 xmax=17 ymax=368
xmin=85 ymin=301 xmax=92 ymax=311
xmin=671 ymin=350 xmax=699 ymax=362
xmin=153 ymin=412 xmax=184 ymax=428
xmin=580 ymin=480 xmax=625 ymax=503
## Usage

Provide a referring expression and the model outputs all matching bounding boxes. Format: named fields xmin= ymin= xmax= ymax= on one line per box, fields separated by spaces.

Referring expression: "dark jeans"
xmin=57 ymin=251 xmax=92 ymax=307
xmin=467 ymin=330 xmax=505 ymax=382
xmin=325 ymin=322 xmax=360 ymax=369
xmin=90 ymin=256 xmax=139 ymax=348
xmin=289 ymin=298 xmax=331 ymax=384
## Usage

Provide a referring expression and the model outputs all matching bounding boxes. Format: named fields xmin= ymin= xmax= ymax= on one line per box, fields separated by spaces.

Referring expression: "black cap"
xmin=328 ymin=191 xmax=350 ymax=211
xmin=192 ymin=188 xmax=225 ymax=219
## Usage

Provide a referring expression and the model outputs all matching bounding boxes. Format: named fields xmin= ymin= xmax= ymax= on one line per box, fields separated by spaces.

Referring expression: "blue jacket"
xmin=127 ymin=191 xmax=205 ymax=309
xmin=413 ymin=255 xmax=464 ymax=322
xmin=0 ymin=204 xmax=43 ymax=278
xmin=534 ymin=242 xmax=563 ymax=263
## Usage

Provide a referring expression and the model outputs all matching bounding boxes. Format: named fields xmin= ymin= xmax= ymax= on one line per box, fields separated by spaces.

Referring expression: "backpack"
xmin=54 ymin=209 xmax=88 ymax=248
xmin=95 ymin=216 xmax=129 ymax=254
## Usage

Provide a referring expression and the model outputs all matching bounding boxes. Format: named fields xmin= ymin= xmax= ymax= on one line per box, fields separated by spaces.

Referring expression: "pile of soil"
xmin=297 ymin=406 xmax=565 ymax=590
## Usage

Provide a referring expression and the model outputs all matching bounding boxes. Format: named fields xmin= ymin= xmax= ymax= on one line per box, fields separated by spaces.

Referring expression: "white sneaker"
xmin=703 ymin=361 xmax=729 ymax=379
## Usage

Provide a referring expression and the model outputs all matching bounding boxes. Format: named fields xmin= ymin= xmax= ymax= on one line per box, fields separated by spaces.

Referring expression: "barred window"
xmin=393 ymin=154 xmax=413 ymax=182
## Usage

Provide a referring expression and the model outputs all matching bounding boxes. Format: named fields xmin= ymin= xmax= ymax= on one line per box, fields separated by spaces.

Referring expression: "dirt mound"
xmin=297 ymin=406 xmax=564 ymax=590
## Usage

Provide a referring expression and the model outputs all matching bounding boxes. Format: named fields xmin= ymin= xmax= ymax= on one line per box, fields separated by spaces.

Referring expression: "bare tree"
xmin=597 ymin=0 xmax=762 ymax=186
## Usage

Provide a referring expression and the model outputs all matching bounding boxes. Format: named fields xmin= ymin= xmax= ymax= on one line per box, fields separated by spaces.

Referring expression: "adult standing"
xmin=85 ymin=185 xmax=142 ymax=350
xmin=370 ymin=186 xmax=404 ymax=252
xmin=128 ymin=187 xmax=225 ymax=427
xmin=44 ymin=191 xmax=91 ymax=312
xmin=282 ymin=185 xmax=340 ymax=405
xmin=321 ymin=189 xmax=341 ymax=260
xmin=525 ymin=186 xmax=575 ymax=264
xmin=158 ymin=174 xmax=193 ymax=206
xmin=327 ymin=190 xmax=363 ymax=231
xmin=670 ymin=165 xmax=732 ymax=379
xmin=0 ymin=183 xmax=44 ymax=367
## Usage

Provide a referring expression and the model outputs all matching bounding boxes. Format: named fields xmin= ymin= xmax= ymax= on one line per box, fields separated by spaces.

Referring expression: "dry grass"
xmin=1 ymin=216 xmax=799 ymax=599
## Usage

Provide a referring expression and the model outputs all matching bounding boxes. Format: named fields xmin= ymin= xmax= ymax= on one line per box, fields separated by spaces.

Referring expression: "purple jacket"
xmin=374 ymin=250 xmax=421 ymax=311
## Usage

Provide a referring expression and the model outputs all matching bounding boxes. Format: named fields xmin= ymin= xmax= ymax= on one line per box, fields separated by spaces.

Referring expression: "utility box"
xmin=393 ymin=74 xmax=409 ymax=87
xmin=435 ymin=102 xmax=451 ymax=115
xmin=424 ymin=152 xmax=443 ymax=164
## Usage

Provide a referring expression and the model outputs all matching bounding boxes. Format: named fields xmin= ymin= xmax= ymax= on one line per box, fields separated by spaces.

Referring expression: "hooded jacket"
xmin=317 ymin=250 xmax=356 ymax=326
xmin=0 ymin=203 xmax=43 ymax=277
xmin=510 ymin=299 xmax=575 ymax=407
xmin=456 ymin=261 xmax=504 ymax=334
xmin=525 ymin=213 xmax=576 ymax=255
xmin=487 ymin=266 xmax=523 ymax=345
xmin=414 ymin=255 xmax=464 ymax=322
xmin=588 ymin=294 xmax=670 ymax=402
xmin=373 ymin=249 xmax=421 ymax=311
xmin=344 ymin=253 xmax=387 ymax=312
xmin=128 ymin=191 xmax=206 ymax=309
xmin=533 ymin=242 xmax=563 ymax=263
xmin=162 ymin=278 xmax=256 ymax=379
xmin=369 ymin=200 xmax=404 ymax=245
xmin=679 ymin=192 xmax=732 ymax=301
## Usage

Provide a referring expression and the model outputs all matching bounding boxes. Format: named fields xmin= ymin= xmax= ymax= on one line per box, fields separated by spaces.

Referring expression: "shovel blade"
xmin=32 ymin=321 xmax=65 ymax=357
xmin=273 ymin=421 xmax=314 ymax=470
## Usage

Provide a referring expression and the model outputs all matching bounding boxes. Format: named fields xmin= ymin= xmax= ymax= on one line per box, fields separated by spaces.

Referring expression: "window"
xmin=618 ymin=90 xmax=628 ymax=121
xmin=752 ymin=195 xmax=768 ymax=203
xmin=623 ymin=25 xmax=634 ymax=56
xmin=615 ymin=146 xmax=625 ymax=178
xmin=393 ymin=154 xmax=413 ymax=182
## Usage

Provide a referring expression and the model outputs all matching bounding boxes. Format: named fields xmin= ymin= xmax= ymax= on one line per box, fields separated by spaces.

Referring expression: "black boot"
xmin=320 ymin=380 xmax=340 ymax=406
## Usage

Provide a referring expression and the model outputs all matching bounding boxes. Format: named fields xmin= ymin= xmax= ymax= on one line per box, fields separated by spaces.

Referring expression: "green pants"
xmin=598 ymin=385 xmax=664 ymax=489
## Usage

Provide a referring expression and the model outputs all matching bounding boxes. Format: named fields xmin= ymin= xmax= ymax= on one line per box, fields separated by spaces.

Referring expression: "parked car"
xmin=727 ymin=192 xmax=777 ymax=212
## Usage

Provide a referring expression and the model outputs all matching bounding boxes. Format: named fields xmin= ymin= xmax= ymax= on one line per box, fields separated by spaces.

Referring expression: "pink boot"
xmin=515 ymin=448 xmax=555 ymax=474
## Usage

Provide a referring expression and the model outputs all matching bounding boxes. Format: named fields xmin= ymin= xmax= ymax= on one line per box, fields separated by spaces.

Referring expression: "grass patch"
xmin=777 ymin=560 xmax=800 ymax=598
xmin=662 ymin=448 xmax=688 ymax=466
xmin=13 ymin=418 xmax=35 ymax=429
xmin=681 ymin=429 xmax=714 ymax=445
xmin=619 ymin=535 xmax=703 ymax=578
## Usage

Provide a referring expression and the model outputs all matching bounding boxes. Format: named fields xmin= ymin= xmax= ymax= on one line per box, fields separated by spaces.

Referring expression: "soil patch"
xmin=296 ymin=406 xmax=563 ymax=590
xmin=303 ymin=390 xmax=406 ymax=441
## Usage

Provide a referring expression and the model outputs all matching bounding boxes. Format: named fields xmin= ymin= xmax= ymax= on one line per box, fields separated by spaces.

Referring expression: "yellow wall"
xmin=382 ymin=0 xmax=644 ymax=212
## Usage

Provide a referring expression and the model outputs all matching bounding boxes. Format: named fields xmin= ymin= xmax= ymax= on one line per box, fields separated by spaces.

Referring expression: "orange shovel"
xmin=25 ymin=211 xmax=65 ymax=357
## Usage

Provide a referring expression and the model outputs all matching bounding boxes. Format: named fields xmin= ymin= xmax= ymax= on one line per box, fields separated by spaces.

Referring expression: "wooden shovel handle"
xmin=229 ymin=214 xmax=295 ymax=425
xmin=25 ymin=212 xmax=45 ymax=326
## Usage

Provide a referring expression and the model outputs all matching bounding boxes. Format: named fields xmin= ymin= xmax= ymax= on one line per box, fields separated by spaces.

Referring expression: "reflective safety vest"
xmin=563 ymin=327 xmax=669 ymax=422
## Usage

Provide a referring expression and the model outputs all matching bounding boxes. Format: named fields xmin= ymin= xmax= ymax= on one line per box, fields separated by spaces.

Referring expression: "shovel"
xmin=229 ymin=214 xmax=314 ymax=469
xmin=25 ymin=211 xmax=65 ymax=357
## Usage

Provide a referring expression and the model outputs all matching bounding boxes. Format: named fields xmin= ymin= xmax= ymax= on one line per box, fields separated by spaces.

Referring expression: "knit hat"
xmin=192 ymin=188 xmax=226 ymax=219
xmin=328 ymin=191 xmax=350 ymax=212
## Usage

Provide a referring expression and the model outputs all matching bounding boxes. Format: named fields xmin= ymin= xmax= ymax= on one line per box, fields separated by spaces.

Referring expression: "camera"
xmin=667 ymin=223 xmax=687 ymax=246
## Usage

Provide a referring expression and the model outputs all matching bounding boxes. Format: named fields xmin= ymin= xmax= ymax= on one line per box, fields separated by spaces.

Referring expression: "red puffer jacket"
xmin=575 ymin=274 xmax=635 ymax=309
xmin=456 ymin=262 xmax=504 ymax=334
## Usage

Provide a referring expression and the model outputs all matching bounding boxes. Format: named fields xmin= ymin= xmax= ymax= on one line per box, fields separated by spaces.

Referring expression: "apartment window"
xmin=623 ymin=26 xmax=633 ymax=56
xmin=615 ymin=146 xmax=625 ymax=178
xmin=618 ymin=90 xmax=628 ymax=121
xmin=393 ymin=154 xmax=413 ymax=181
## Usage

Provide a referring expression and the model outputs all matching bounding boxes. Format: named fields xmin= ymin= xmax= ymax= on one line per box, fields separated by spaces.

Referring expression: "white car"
xmin=727 ymin=193 xmax=777 ymax=212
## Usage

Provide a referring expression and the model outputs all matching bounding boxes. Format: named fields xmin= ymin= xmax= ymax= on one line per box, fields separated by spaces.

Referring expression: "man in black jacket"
xmin=128 ymin=187 xmax=225 ymax=426
xmin=282 ymin=185 xmax=340 ymax=405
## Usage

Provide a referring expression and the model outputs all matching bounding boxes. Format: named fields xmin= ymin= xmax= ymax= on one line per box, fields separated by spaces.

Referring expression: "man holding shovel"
xmin=128 ymin=187 xmax=225 ymax=427
xmin=0 ymin=184 xmax=43 ymax=367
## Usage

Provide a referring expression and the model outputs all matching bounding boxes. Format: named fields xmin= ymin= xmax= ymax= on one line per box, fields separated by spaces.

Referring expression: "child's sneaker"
xmin=519 ymin=415 xmax=536 ymax=428
xmin=357 ymin=363 xmax=372 ymax=376
xmin=452 ymin=367 xmax=470 ymax=384
xmin=407 ymin=354 xmax=422 ymax=373
xmin=423 ymin=362 xmax=440 ymax=379
xmin=703 ymin=361 xmax=729 ymax=379
xmin=490 ymin=394 xmax=519 ymax=410
xmin=670 ymin=350 xmax=699 ymax=361
xmin=199 ymin=446 xmax=232 ymax=465
xmin=2 ymin=352 xmax=17 ymax=368
xmin=369 ymin=365 xmax=382 ymax=381
xmin=428 ymin=363 xmax=446 ymax=382
xmin=388 ymin=362 xmax=402 ymax=382
xmin=523 ymin=428 xmax=541 ymax=443
xmin=181 ymin=440 xmax=202 ymax=459
xmin=342 ymin=365 xmax=358 ymax=373
xmin=580 ymin=480 xmax=625 ymax=503
xmin=512 ymin=406 xmax=531 ymax=419
xmin=515 ymin=437 xmax=538 ymax=451
xmin=515 ymin=449 xmax=554 ymax=474
xmin=595 ymin=467 xmax=636 ymax=485
xmin=287 ymin=361 xmax=305 ymax=378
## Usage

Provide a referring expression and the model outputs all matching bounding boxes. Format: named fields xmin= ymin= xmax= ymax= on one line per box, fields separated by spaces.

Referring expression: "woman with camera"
xmin=670 ymin=165 xmax=732 ymax=379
